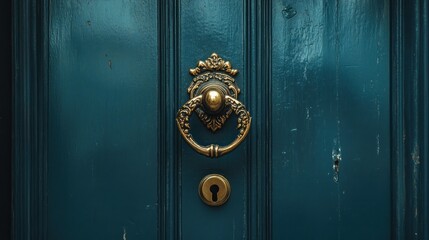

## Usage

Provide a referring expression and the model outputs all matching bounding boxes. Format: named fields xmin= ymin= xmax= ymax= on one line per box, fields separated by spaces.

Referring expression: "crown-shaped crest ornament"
xmin=189 ymin=53 xmax=238 ymax=77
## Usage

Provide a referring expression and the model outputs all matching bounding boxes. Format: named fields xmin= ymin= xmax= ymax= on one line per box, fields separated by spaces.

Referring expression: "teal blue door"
xmin=41 ymin=0 xmax=393 ymax=239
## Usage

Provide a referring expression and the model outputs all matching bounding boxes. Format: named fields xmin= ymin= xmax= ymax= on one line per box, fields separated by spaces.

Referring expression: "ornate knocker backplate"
xmin=176 ymin=53 xmax=252 ymax=158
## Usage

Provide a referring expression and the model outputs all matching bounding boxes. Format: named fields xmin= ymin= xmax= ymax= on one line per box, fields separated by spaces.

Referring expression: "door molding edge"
xmin=391 ymin=0 xmax=429 ymax=239
xmin=12 ymin=0 xmax=49 ymax=239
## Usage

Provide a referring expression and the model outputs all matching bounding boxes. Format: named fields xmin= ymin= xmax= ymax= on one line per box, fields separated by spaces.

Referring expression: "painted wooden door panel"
xmin=48 ymin=1 xmax=159 ymax=238
xmin=45 ymin=0 xmax=391 ymax=239
xmin=179 ymin=1 xmax=248 ymax=239
xmin=271 ymin=1 xmax=390 ymax=239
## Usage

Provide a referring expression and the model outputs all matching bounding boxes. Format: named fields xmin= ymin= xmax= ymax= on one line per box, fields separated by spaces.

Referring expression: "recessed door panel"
xmin=271 ymin=1 xmax=390 ymax=239
xmin=48 ymin=1 xmax=159 ymax=239
xmin=179 ymin=1 xmax=248 ymax=239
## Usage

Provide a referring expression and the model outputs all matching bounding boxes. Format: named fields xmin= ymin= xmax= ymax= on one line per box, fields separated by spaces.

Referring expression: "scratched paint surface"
xmin=271 ymin=1 xmax=390 ymax=239
xmin=48 ymin=1 xmax=158 ymax=239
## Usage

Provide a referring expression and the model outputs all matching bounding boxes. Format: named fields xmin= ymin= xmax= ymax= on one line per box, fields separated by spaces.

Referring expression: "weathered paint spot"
xmin=282 ymin=5 xmax=297 ymax=19
xmin=376 ymin=134 xmax=380 ymax=156
xmin=412 ymin=144 xmax=420 ymax=165
xmin=332 ymin=145 xmax=342 ymax=183
xmin=306 ymin=107 xmax=311 ymax=120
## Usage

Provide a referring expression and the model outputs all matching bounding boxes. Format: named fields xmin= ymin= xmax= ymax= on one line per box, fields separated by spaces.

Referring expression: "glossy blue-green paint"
xmin=178 ymin=1 xmax=248 ymax=239
xmin=48 ymin=1 xmax=159 ymax=239
xmin=271 ymin=1 xmax=391 ymax=239
xmin=12 ymin=0 xmax=429 ymax=239
xmin=47 ymin=0 xmax=390 ymax=239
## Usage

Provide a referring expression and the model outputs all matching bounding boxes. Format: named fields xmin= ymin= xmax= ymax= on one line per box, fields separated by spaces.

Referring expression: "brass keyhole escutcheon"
xmin=199 ymin=174 xmax=231 ymax=207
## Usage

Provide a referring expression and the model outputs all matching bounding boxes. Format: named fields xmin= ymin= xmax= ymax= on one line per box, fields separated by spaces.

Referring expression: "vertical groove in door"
xmin=12 ymin=0 xmax=49 ymax=239
xmin=158 ymin=0 xmax=181 ymax=239
xmin=423 ymin=0 xmax=429 ymax=237
xmin=158 ymin=0 xmax=167 ymax=238
xmin=246 ymin=0 xmax=272 ymax=239
xmin=245 ymin=0 xmax=255 ymax=238
xmin=391 ymin=0 xmax=429 ymax=239
xmin=391 ymin=0 xmax=405 ymax=238
xmin=174 ymin=1 xmax=182 ymax=239
xmin=263 ymin=1 xmax=273 ymax=239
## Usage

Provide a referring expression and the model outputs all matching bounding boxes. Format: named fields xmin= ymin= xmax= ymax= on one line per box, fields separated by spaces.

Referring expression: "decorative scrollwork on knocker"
xmin=176 ymin=53 xmax=252 ymax=158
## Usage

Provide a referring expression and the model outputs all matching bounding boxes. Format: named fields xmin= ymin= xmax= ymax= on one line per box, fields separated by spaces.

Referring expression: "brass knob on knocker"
xmin=176 ymin=53 xmax=252 ymax=158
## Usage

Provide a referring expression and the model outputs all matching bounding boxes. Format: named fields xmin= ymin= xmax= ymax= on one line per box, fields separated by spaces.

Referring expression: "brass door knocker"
xmin=176 ymin=53 xmax=252 ymax=158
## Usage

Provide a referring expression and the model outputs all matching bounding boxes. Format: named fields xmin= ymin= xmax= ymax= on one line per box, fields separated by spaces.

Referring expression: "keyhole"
xmin=210 ymin=184 xmax=219 ymax=202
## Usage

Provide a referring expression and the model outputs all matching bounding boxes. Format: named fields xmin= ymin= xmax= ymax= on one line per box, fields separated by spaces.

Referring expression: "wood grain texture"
xmin=391 ymin=0 xmax=429 ymax=239
xmin=158 ymin=0 xmax=181 ymax=239
xmin=271 ymin=1 xmax=390 ymax=239
xmin=12 ymin=0 xmax=49 ymax=239
xmin=48 ymin=1 xmax=159 ymax=239
xmin=246 ymin=0 xmax=272 ymax=239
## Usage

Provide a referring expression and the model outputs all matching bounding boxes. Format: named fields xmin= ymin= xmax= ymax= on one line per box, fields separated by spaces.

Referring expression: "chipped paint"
xmin=282 ymin=5 xmax=297 ymax=19
xmin=412 ymin=144 xmax=420 ymax=165
xmin=332 ymin=146 xmax=342 ymax=183
xmin=412 ymin=143 xmax=421 ymax=235
xmin=376 ymin=134 xmax=380 ymax=156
